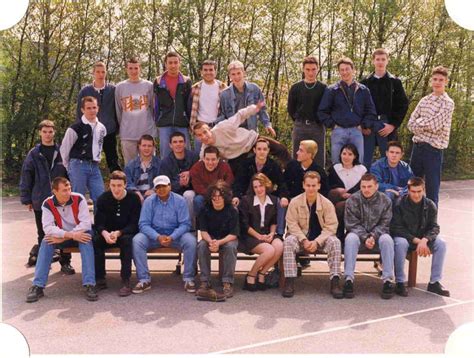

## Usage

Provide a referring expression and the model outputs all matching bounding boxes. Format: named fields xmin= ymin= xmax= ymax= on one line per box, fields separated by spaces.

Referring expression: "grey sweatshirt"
xmin=115 ymin=79 xmax=157 ymax=140
xmin=344 ymin=190 xmax=392 ymax=242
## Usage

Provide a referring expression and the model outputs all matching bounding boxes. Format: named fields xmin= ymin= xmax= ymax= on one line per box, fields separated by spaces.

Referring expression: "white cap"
xmin=153 ymin=175 xmax=170 ymax=188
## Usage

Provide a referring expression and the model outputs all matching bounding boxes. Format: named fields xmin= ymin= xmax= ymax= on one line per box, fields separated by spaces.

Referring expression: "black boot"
xmin=330 ymin=276 xmax=344 ymax=299
xmin=282 ymin=278 xmax=295 ymax=298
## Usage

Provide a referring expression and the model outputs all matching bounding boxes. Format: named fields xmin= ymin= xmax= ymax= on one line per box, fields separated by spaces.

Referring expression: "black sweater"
xmin=94 ymin=190 xmax=141 ymax=235
xmin=287 ymin=80 xmax=327 ymax=123
xmin=284 ymin=159 xmax=329 ymax=198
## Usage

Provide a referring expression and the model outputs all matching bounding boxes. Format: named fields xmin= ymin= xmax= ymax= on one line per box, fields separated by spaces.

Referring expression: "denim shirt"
xmin=125 ymin=156 xmax=161 ymax=192
xmin=139 ymin=192 xmax=191 ymax=240
xmin=219 ymin=81 xmax=271 ymax=130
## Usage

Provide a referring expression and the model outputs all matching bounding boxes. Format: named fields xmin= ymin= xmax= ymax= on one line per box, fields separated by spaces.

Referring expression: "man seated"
xmin=391 ymin=177 xmax=449 ymax=297
xmin=132 ymin=175 xmax=197 ymax=294
xmin=189 ymin=146 xmax=234 ymax=221
xmin=197 ymin=180 xmax=239 ymax=300
xmin=232 ymin=137 xmax=289 ymax=237
xmin=26 ymin=177 xmax=98 ymax=302
xmin=282 ymin=171 xmax=343 ymax=299
xmin=159 ymin=131 xmax=199 ymax=219
xmin=193 ymin=101 xmax=291 ymax=174
xmin=94 ymin=171 xmax=141 ymax=296
xmin=344 ymin=173 xmax=394 ymax=299
xmin=370 ymin=141 xmax=413 ymax=201
xmin=124 ymin=134 xmax=161 ymax=203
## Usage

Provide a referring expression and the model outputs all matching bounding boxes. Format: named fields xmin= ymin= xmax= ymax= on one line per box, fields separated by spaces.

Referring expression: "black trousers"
xmin=33 ymin=210 xmax=71 ymax=265
xmin=103 ymin=132 xmax=122 ymax=172
xmin=93 ymin=232 xmax=133 ymax=281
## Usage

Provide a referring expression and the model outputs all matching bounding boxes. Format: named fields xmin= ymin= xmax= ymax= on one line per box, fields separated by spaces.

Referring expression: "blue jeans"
xmin=33 ymin=232 xmax=95 ymax=287
xmin=331 ymin=127 xmax=364 ymax=165
xmin=193 ymin=195 xmax=205 ymax=220
xmin=276 ymin=199 xmax=287 ymax=236
xmin=132 ymin=232 xmax=197 ymax=282
xmin=68 ymin=159 xmax=105 ymax=209
xmin=394 ymin=236 xmax=446 ymax=283
xmin=158 ymin=126 xmax=190 ymax=159
xmin=344 ymin=232 xmax=394 ymax=281
xmin=363 ymin=131 xmax=388 ymax=170
xmin=410 ymin=142 xmax=443 ymax=206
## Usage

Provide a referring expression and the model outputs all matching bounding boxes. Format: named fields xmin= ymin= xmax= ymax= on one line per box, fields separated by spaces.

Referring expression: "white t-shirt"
xmin=198 ymin=81 xmax=220 ymax=123
xmin=334 ymin=163 xmax=367 ymax=190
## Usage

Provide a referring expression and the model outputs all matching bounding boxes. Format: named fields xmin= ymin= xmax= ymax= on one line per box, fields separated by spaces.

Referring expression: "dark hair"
xmin=248 ymin=173 xmax=273 ymax=196
xmin=338 ymin=143 xmax=360 ymax=165
xmin=432 ymin=65 xmax=449 ymax=78
xmin=169 ymin=131 xmax=186 ymax=143
xmin=164 ymin=51 xmax=180 ymax=63
xmin=109 ymin=170 xmax=127 ymax=183
xmin=336 ymin=57 xmax=355 ymax=70
xmin=38 ymin=119 xmax=55 ymax=130
xmin=303 ymin=171 xmax=321 ymax=183
xmin=372 ymin=48 xmax=389 ymax=59
xmin=407 ymin=177 xmax=425 ymax=189
xmin=201 ymin=59 xmax=217 ymax=70
xmin=361 ymin=173 xmax=377 ymax=183
xmin=52 ymin=177 xmax=70 ymax=191
xmin=193 ymin=121 xmax=209 ymax=132
xmin=205 ymin=180 xmax=233 ymax=207
xmin=203 ymin=146 xmax=219 ymax=157
xmin=253 ymin=137 xmax=270 ymax=149
xmin=127 ymin=56 xmax=140 ymax=64
xmin=137 ymin=134 xmax=155 ymax=146
xmin=81 ymin=96 xmax=98 ymax=109
xmin=303 ymin=55 xmax=319 ymax=67
xmin=387 ymin=140 xmax=404 ymax=152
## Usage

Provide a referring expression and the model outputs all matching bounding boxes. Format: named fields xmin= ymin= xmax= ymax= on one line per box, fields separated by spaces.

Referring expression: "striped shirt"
xmin=136 ymin=161 xmax=152 ymax=195
xmin=407 ymin=92 xmax=454 ymax=149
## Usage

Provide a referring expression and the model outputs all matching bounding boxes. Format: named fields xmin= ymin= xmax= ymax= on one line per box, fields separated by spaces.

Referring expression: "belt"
xmin=296 ymin=119 xmax=316 ymax=125
xmin=197 ymin=120 xmax=217 ymax=128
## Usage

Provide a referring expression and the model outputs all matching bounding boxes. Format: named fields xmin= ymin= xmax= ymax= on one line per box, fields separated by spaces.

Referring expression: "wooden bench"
xmin=278 ymin=249 xmax=418 ymax=287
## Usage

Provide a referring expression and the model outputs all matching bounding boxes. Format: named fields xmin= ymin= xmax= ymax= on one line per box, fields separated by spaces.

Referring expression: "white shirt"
xmin=198 ymin=81 xmax=220 ymax=123
xmin=334 ymin=163 xmax=366 ymax=190
xmin=253 ymin=195 xmax=274 ymax=227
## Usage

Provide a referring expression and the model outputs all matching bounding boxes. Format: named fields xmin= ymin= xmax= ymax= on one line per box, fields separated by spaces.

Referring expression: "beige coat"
xmin=285 ymin=192 xmax=338 ymax=246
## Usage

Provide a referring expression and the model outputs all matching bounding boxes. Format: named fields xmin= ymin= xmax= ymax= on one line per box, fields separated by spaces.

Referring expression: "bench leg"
xmin=175 ymin=252 xmax=182 ymax=275
xmin=407 ymin=251 xmax=418 ymax=287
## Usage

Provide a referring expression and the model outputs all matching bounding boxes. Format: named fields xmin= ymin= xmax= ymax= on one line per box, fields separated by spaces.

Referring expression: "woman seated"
xmin=238 ymin=173 xmax=283 ymax=291
xmin=327 ymin=144 xmax=366 ymax=240
xmin=197 ymin=180 xmax=239 ymax=299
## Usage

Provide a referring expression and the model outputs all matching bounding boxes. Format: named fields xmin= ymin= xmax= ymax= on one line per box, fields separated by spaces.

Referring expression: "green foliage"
xmin=1 ymin=0 xmax=472 ymax=185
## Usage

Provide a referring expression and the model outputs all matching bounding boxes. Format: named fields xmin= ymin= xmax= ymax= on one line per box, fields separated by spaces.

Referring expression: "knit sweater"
xmin=189 ymin=160 xmax=234 ymax=195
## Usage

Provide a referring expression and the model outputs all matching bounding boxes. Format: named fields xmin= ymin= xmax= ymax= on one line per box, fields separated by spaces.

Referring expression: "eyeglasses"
xmin=211 ymin=194 xmax=223 ymax=200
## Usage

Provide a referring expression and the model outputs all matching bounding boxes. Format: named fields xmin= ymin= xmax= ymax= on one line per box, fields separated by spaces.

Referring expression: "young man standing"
xmin=360 ymin=49 xmax=408 ymax=170
xmin=318 ymin=57 xmax=377 ymax=166
xmin=124 ymin=134 xmax=161 ymax=203
xmin=370 ymin=141 xmax=414 ymax=201
xmin=287 ymin=56 xmax=327 ymax=167
xmin=76 ymin=61 xmax=121 ymax=172
xmin=220 ymin=60 xmax=276 ymax=136
xmin=282 ymin=171 xmax=343 ymax=299
xmin=20 ymin=120 xmax=73 ymax=273
xmin=391 ymin=177 xmax=449 ymax=297
xmin=26 ymin=177 xmax=97 ymax=302
xmin=154 ymin=51 xmax=192 ymax=159
xmin=408 ymin=66 xmax=454 ymax=206
xmin=344 ymin=173 xmax=395 ymax=299
xmin=60 ymin=96 xmax=106 ymax=209
xmin=94 ymin=171 xmax=141 ymax=297
xmin=115 ymin=57 xmax=156 ymax=164
xmin=188 ymin=59 xmax=227 ymax=154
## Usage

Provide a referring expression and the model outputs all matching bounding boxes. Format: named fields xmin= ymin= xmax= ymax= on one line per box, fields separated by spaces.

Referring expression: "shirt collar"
xmin=253 ymin=195 xmax=273 ymax=207
xmin=81 ymin=115 xmax=98 ymax=125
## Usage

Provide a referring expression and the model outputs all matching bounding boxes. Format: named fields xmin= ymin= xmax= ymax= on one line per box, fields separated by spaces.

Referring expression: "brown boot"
xmin=282 ymin=277 xmax=295 ymax=298
xmin=196 ymin=287 xmax=226 ymax=302
xmin=330 ymin=276 xmax=344 ymax=299
xmin=119 ymin=279 xmax=132 ymax=297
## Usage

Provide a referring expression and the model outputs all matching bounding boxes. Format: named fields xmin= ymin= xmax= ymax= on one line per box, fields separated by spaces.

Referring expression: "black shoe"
xmin=330 ymin=276 xmax=344 ymax=299
xmin=85 ymin=285 xmax=98 ymax=301
xmin=381 ymin=281 xmax=395 ymax=299
xmin=395 ymin=283 xmax=408 ymax=297
xmin=26 ymin=285 xmax=44 ymax=303
xmin=243 ymin=274 xmax=257 ymax=292
xmin=427 ymin=282 xmax=450 ymax=297
xmin=60 ymin=263 xmax=76 ymax=275
xmin=282 ymin=278 xmax=295 ymax=298
xmin=299 ymin=258 xmax=311 ymax=269
xmin=95 ymin=278 xmax=108 ymax=290
xmin=256 ymin=272 xmax=267 ymax=291
xmin=343 ymin=279 xmax=355 ymax=298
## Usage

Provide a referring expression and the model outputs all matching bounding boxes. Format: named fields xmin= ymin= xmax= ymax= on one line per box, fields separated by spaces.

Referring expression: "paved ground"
xmin=1 ymin=180 xmax=473 ymax=354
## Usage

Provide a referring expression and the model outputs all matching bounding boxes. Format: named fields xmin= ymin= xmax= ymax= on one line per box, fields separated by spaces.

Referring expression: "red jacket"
xmin=190 ymin=160 xmax=234 ymax=195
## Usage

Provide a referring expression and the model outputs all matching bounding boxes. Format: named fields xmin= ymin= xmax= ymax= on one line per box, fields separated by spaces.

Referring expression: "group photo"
xmin=1 ymin=0 xmax=473 ymax=356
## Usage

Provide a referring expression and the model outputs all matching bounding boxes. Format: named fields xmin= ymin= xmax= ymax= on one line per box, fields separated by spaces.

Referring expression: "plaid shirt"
xmin=408 ymin=92 xmax=454 ymax=149
xmin=189 ymin=80 xmax=227 ymax=130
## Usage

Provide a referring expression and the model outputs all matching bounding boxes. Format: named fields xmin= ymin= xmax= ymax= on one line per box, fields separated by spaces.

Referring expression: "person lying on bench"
xmin=26 ymin=177 xmax=98 ymax=303
xmin=94 ymin=171 xmax=141 ymax=297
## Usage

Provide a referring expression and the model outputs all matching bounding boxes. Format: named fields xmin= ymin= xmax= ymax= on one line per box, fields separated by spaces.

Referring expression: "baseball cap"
xmin=153 ymin=175 xmax=170 ymax=188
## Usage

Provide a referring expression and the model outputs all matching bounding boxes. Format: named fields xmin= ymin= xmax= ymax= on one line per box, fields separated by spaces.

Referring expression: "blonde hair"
xmin=300 ymin=140 xmax=318 ymax=159
xmin=227 ymin=60 xmax=244 ymax=72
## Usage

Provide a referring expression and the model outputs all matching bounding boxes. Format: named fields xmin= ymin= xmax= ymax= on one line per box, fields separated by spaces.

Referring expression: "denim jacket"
xmin=124 ymin=156 xmax=161 ymax=192
xmin=219 ymin=81 xmax=271 ymax=131
xmin=370 ymin=157 xmax=413 ymax=193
